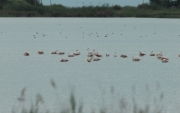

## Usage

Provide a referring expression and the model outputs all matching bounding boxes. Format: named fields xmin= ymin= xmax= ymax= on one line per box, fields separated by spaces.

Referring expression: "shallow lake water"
xmin=0 ymin=18 xmax=180 ymax=113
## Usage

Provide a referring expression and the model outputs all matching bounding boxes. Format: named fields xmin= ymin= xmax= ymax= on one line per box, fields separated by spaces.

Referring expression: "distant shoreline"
xmin=1 ymin=10 xmax=180 ymax=18
xmin=0 ymin=2 xmax=180 ymax=18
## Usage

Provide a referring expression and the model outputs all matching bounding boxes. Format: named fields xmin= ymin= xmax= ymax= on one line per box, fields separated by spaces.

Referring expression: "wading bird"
xmin=132 ymin=57 xmax=140 ymax=61
xmin=114 ymin=52 xmax=117 ymax=57
xmin=120 ymin=54 xmax=127 ymax=58
xmin=139 ymin=51 xmax=146 ymax=56
xmin=60 ymin=58 xmax=69 ymax=62
xmin=51 ymin=50 xmax=58 ymax=54
xmin=38 ymin=51 xmax=44 ymax=54
xmin=24 ymin=52 xmax=30 ymax=56
xmin=150 ymin=51 xmax=155 ymax=56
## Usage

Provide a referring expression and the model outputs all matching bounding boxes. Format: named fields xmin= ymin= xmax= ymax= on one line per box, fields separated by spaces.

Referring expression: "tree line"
xmin=0 ymin=0 xmax=180 ymax=17
xmin=150 ymin=0 xmax=180 ymax=8
xmin=0 ymin=0 xmax=41 ymax=5
xmin=0 ymin=0 xmax=179 ymax=8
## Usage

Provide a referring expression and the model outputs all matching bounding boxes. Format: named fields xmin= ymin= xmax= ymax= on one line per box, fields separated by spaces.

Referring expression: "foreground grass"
xmin=12 ymin=79 xmax=165 ymax=113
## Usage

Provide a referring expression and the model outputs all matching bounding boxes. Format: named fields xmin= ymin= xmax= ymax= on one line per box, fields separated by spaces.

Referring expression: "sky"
xmin=42 ymin=0 xmax=150 ymax=7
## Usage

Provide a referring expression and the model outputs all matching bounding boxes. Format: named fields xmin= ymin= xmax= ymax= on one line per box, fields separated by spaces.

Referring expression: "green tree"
xmin=0 ymin=0 xmax=7 ymax=4
xmin=150 ymin=0 xmax=162 ymax=5
xmin=113 ymin=5 xmax=122 ymax=10
xmin=161 ymin=0 xmax=171 ymax=7
xmin=173 ymin=0 xmax=180 ymax=8
xmin=26 ymin=0 xmax=41 ymax=5
xmin=150 ymin=0 xmax=180 ymax=8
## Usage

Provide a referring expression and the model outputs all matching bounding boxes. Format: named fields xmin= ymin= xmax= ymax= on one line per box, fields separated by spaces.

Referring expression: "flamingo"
xmin=139 ymin=51 xmax=146 ymax=56
xmin=93 ymin=57 xmax=101 ymax=61
xmin=106 ymin=53 xmax=109 ymax=57
xmin=161 ymin=56 xmax=169 ymax=60
xmin=162 ymin=59 xmax=168 ymax=63
xmin=156 ymin=51 xmax=162 ymax=56
xmin=87 ymin=48 xmax=93 ymax=54
xmin=157 ymin=53 xmax=164 ymax=60
xmin=68 ymin=53 xmax=74 ymax=57
xmin=132 ymin=57 xmax=140 ymax=61
xmin=51 ymin=50 xmax=58 ymax=54
xmin=59 ymin=51 xmax=65 ymax=55
xmin=150 ymin=51 xmax=155 ymax=56
xmin=93 ymin=49 xmax=98 ymax=55
xmin=60 ymin=58 xmax=69 ymax=62
xmin=24 ymin=52 xmax=29 ymax=56
xmin=73 ymin=50 xmax=81 ymax=56
xmin=120 ymin=54 xmax=127 ymax=58
xmin=96 ymin=53 xmax=102 ymax=57
xmin=114 ymin=52 xmax=117 ymax=57
xmin=87 ymin=57 xmax=93 ymax=62
xmin=157 ymin=52 xmax=164 ymax=60
xmin=87 ymin=53 xmax=93 ymax=57
xmin=38 ymin=51 xmax=44 ymax=54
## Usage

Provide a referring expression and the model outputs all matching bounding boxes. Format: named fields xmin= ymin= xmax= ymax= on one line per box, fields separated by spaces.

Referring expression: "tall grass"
xmin=12 ymin=79 xmax=165 ymax=113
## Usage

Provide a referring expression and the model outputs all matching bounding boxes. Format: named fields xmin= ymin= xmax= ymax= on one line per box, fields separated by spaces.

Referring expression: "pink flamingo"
xmin=93 ymin=57 xmax=101 ymax=61
xmin=139 ymin=51 xmax=146 ymax=56
xmin=60 ymin=58 xmax=69 ymax=62
xmin=51 ymin=50 xmax=58 ymax=54
xmin=73 ymin=50 xmax=81 ymax=56
xmin=150 ymin=51 xmax=155 ymax=56
xmin=38 ymin=51 xmax=44 ymax=54
xmin=106 ymin=53 xmax=110 ymax=57
xmin=114 ymin=52 xmax=117 ymax=57
xmin=162 ymin=59 xmax=168 ymax=63
xmin=68 ymin=53 xmax=74 ymax=57
xmin=87 ymin=57 xmax=93 ymax=62
xmin=96 ymin=53 xmax=102 ymax=57
xmin=161 ymin=57 xmax=169 ymax=60
xmin=132 ymin=57 xmax=140 ymax=61
xmin=24 ymin=52 xmax=29 ymax=56
xmin=156 ymin=51 xmax=162 ymax=56
xmin=59 ymin=51 xmax=65 ymax=55
xmin=120 ymin=54 xmax=127 ymax=58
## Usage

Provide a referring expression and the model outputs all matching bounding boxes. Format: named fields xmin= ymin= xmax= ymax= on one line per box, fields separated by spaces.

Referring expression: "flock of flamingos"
xmin=24 ymin=49 xmax=180 ymax=63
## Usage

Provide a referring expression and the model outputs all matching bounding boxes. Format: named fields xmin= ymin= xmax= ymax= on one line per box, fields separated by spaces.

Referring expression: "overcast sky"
xmin=42 ymin=0 xmax=150 ymax=7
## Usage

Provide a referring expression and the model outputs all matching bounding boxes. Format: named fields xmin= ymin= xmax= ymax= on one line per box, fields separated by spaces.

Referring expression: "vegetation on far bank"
xmin=0 ymin=0 xmax=180 ymax=17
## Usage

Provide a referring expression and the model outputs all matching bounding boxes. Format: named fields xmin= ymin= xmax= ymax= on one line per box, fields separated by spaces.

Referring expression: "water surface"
xmin=0 ymin=18 xmax=180 ymax=113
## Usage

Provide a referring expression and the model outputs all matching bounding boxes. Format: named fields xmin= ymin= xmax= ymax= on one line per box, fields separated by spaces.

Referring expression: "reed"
xmin=12 ymin=80 xmax=165 ymax=113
